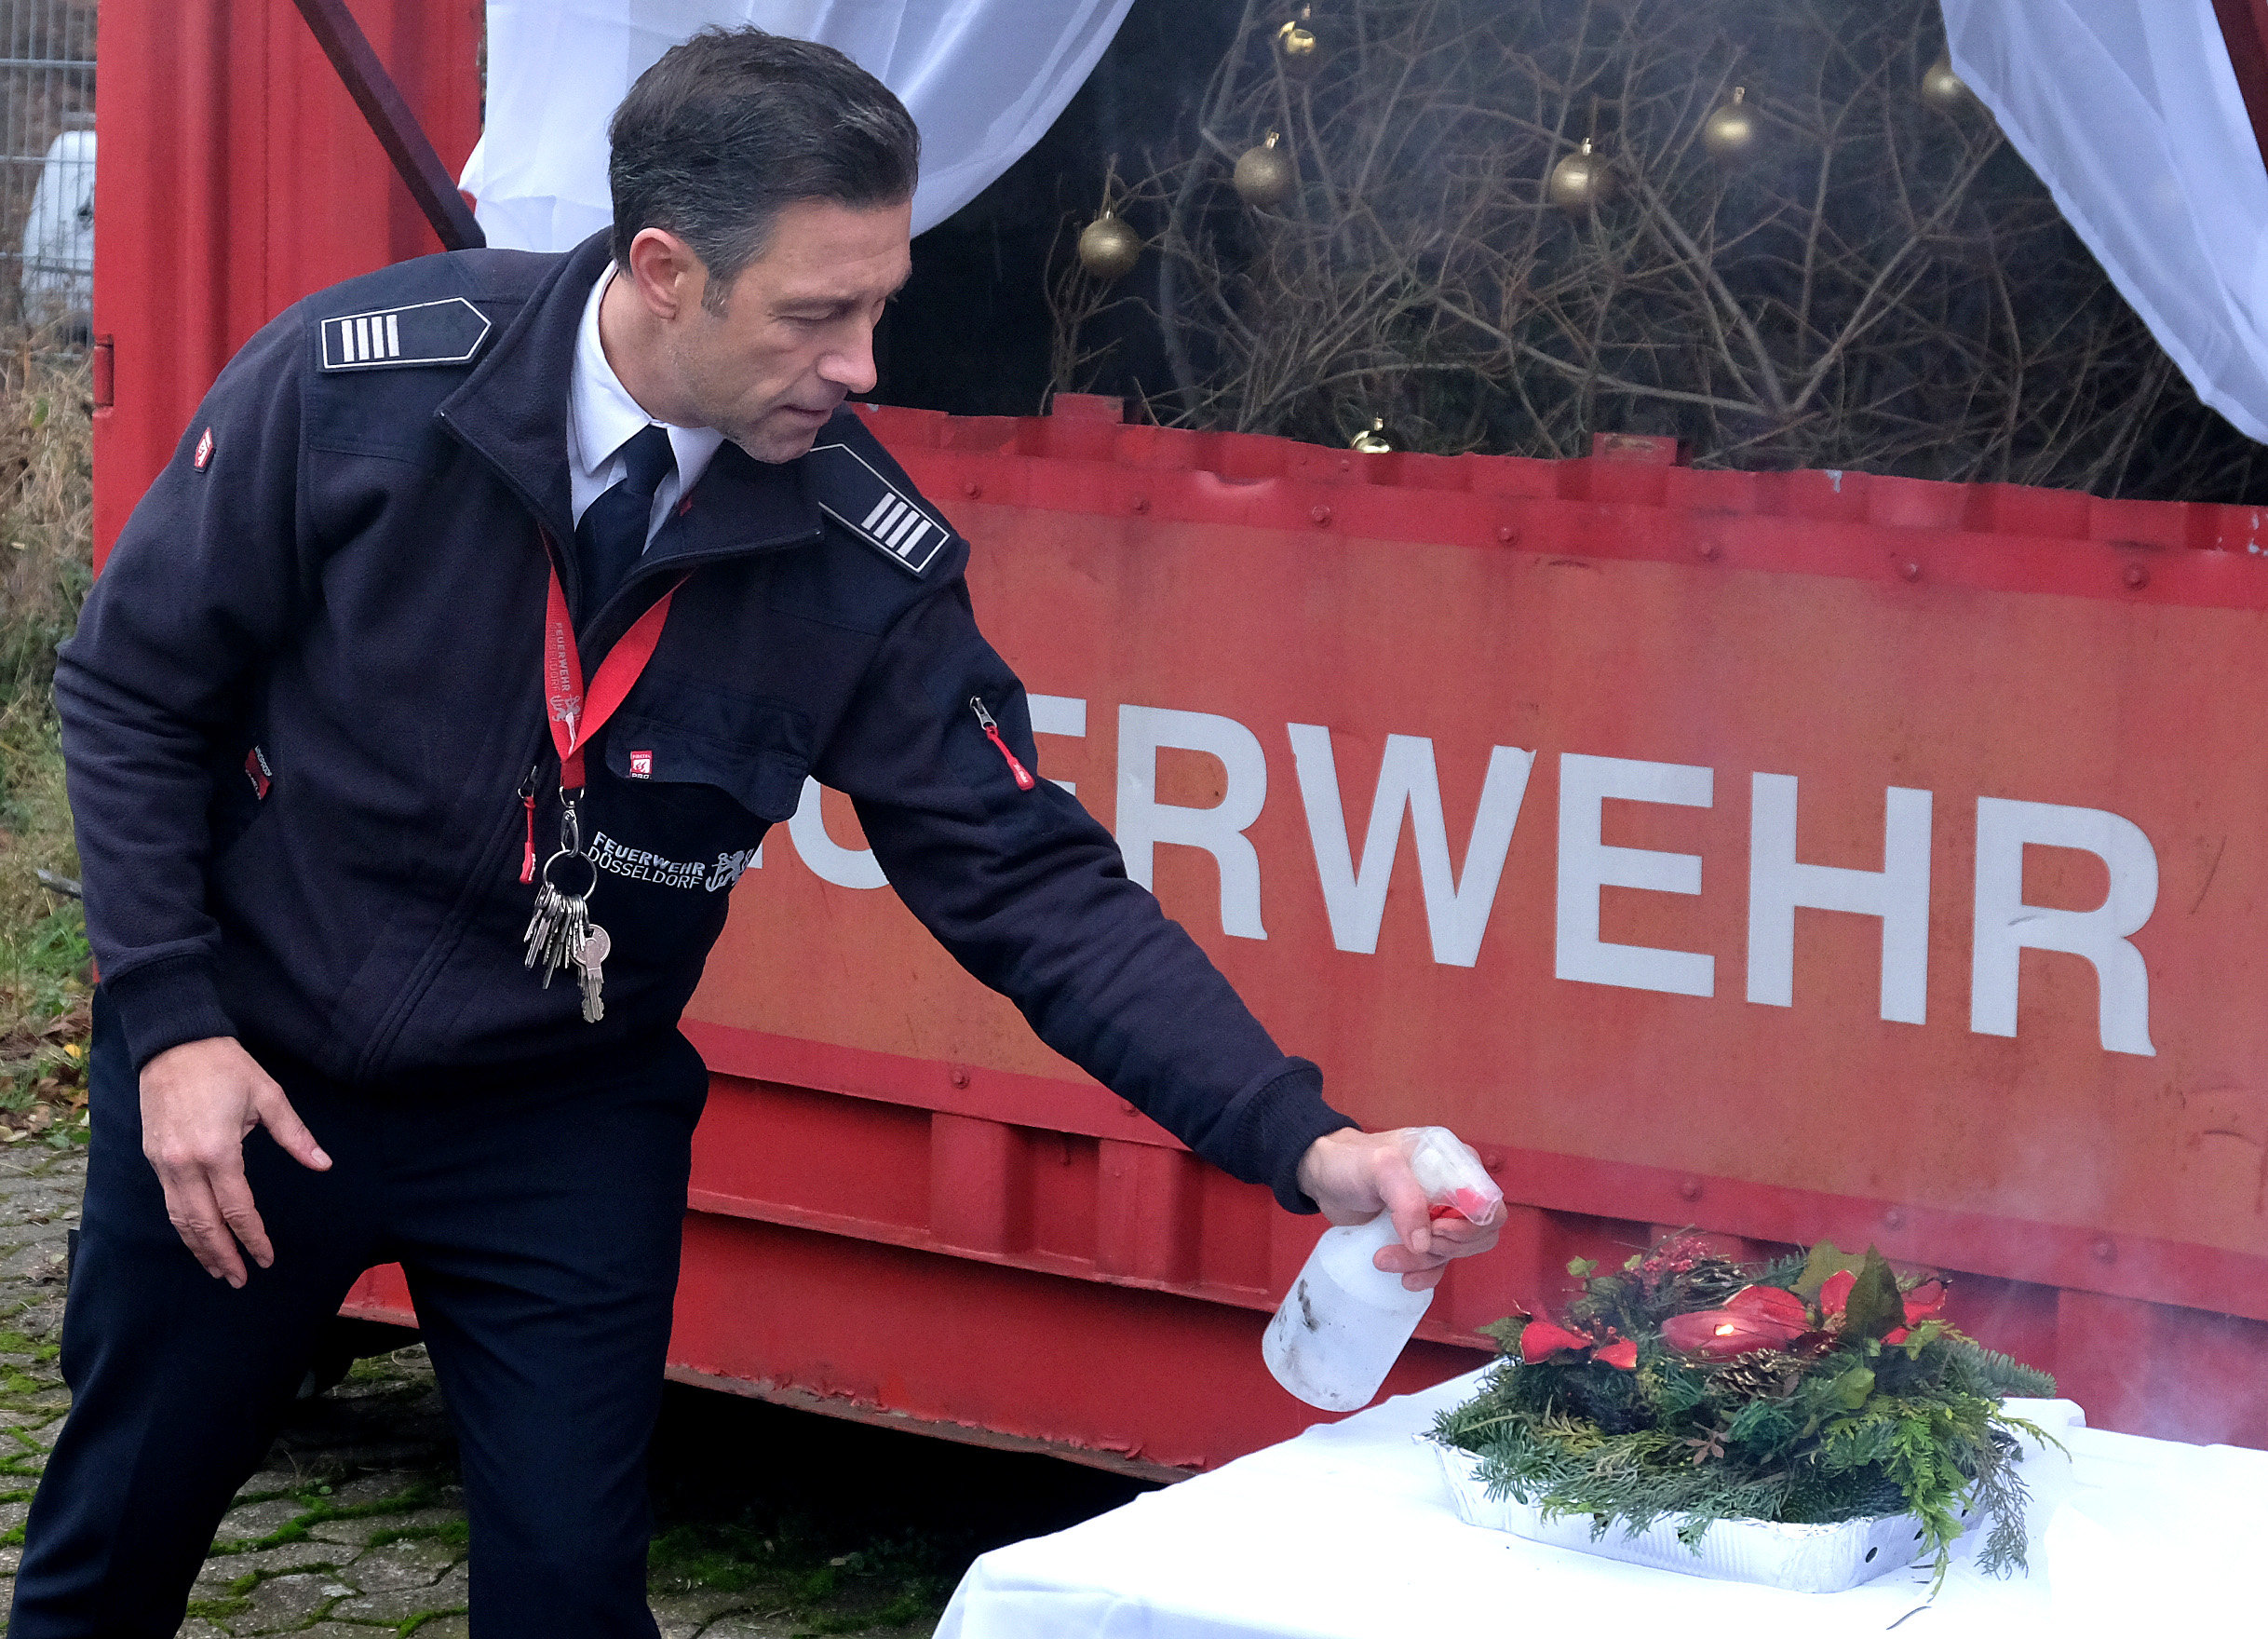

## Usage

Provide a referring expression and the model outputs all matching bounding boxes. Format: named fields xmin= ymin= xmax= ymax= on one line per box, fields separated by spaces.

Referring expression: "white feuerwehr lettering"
xmin=1555 ymin=752 xmax=1714 ymax=997
xmin=1027 ymin=694 xmax=1087 ymax=794
xmin=752 ymin=690 xmax=2161 ymax=1063
xmin=1971 ymin=796 xmax=2157 ymax=1056
xmin=1115 ymin=704 xmax=1269 ymax=940
xmin=1287 ymin=725 xmax=1534 ymax=967
xmin=787 ymin=777 xmax=889 ymax=890
xmin=1747 ymin=774 xmax=1932 ymax=1024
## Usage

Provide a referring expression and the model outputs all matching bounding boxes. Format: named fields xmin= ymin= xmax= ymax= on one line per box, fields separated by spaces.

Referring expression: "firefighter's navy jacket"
xmin=56 ymin=233 xmax=1355 ymax=1212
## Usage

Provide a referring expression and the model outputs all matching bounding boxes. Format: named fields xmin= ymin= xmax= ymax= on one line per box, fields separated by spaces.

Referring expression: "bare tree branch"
xmin=1046 ymin=0 xmax=2261 ymax=499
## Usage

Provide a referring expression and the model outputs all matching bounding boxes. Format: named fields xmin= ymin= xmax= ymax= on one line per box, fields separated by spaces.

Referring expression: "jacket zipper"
xmin=434 ymin=407 xmax=823 ymax=639
xmin=358 ymin=720 xmax=552 ymax=1084
xmin=970 ymin=697 xmax=1035 ymax=791
xmin=367 ymin=407 xmax=827 ymax=1081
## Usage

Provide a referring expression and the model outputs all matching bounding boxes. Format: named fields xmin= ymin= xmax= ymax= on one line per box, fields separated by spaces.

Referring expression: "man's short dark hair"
xmin=608 ymin=28 xmax=920 ymax=312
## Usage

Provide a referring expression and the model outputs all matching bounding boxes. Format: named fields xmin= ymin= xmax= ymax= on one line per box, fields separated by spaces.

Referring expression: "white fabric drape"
xmin=461 ymin=1 xmax=1136 ymax=252
xmin=1941 ymin=0 xmax=2268 ymax=442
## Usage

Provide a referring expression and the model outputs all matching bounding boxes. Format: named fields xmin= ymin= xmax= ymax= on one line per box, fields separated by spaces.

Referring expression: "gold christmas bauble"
xmin=1921 ymin=52 xmax=1973 ymax=112
xmin=1276 ymin=9 xmax=1321 ymax=79
xmin=1703 ymin=87 xmax=1759 ymax=162
xmin=1547 ymin=138 xmax=1613 ymax=214
xmin=1234 ymin=132 xmax=1296 ymax=208
xmin=1076 ymin=212 xmax=1142 ymax=281
xmin=1349 ymin=418 xmax=1391 ymax=454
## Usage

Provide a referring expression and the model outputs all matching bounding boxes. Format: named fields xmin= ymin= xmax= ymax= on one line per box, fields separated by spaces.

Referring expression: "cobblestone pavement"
xmin=0 ymin=1147 xmax=1141 ymax=1637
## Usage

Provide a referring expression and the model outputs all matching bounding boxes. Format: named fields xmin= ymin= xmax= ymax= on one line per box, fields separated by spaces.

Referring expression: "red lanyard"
xmin=541 ymin=552 xmax=684 ymax=792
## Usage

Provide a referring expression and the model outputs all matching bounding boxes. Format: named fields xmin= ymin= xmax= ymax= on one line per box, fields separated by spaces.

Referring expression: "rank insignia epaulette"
xmin=318 ymin=296 xmax=493 ymax=372
xmin=803 ymin=440 xmax=952 ymax=576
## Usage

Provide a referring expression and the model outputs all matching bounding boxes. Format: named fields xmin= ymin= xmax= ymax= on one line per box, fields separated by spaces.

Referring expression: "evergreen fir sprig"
xmin=1433 ymin=1238 xmax=2059 ymax=1592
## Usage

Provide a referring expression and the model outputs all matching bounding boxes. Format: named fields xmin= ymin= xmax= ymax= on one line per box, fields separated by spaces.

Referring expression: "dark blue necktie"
xmin=576 ymin=424 xmax=675 ymax=616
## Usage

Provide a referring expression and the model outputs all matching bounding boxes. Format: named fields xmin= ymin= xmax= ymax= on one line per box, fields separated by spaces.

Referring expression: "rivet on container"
xmin=1901 ymin=561 xmax=1923 ymax=582
xmin=1130 ymin=494 xmax=1149 ymax=513
xmin=1311 ymin=504 xmax=1332 ymax=526
xmin=1883 ymin=1207 xmax=1906 ymax=1230
xmin=1495 ymin=525 xmax=1517 ymax=544
xmin=949 ymin=1067 xmax=970 ymax=1090
xmin=1678 ymin=1177 xmax=1703 ymax=1202
xmin=2093 ymin=1237 xmax=2117 ymax=1264
xmin=2123 ymin=562 xmax=2150 ymax=589
xmin=963 ymin=481 xmax=981 ymax=498
xmin=1696 ymin=539 xmax=1721 ymax=562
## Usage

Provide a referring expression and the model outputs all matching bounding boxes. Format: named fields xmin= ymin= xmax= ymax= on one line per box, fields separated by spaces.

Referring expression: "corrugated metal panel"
xmin=342 ymin=403 xmax=2268 ymax=1471
xmin=652 ymin=400 xmax=2267 ymax=1468
xmin=90 ymin=0 xmax=482 ymax=562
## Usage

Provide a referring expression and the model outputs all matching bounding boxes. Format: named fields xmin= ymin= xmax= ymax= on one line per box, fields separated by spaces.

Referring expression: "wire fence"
xmin=0 ymin=0 xmax=93 ymax=340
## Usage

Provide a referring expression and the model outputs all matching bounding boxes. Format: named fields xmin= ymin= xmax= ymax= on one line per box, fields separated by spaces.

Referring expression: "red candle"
xmin=1661 ymin=1306 xmax=1807 ymax=1360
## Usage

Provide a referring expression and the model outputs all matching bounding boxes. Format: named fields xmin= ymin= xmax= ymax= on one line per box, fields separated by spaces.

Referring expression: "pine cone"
xmin=1712 ymin=1349 xmax=1802 ymax=1400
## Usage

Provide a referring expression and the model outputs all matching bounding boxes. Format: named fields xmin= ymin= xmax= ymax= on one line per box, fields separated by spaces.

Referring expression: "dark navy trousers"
xmin=9 ymin=996 xmax=709 ymax=1638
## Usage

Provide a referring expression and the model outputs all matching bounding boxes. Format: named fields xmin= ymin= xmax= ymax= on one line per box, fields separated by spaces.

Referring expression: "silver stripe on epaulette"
xmin=809 ymin=441 xmax=950 ymax=575
xmin=319 ymin=296 xmax=492 ymax=372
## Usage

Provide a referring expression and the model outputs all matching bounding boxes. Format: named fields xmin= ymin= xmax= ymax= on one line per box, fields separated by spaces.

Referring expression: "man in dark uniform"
xmin=14 ymin=28 xmax=1500 ymax=1638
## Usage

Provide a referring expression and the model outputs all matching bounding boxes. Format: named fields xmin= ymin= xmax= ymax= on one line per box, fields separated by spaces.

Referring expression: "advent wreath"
xmin=1431 ymin=1236 xmax=2059 ymax=1589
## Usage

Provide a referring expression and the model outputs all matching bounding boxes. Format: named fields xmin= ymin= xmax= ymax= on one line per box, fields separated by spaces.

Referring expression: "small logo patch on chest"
xmin=628 ymin=750 xmax=654 ymax=779
xmin=194 ymin=427 xmax=214 ymax=470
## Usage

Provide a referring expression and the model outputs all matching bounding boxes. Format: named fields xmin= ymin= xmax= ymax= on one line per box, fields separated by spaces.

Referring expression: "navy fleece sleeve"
xmin=817 ymin=581 xmax=1357 ymax=1212
xmin=54 ymin=306 xmax=312 ymax=1069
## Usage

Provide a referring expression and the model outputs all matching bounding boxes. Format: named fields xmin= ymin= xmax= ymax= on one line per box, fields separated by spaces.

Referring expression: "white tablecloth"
xmin=938 ymin=1369 xmax=2268 ymax=1638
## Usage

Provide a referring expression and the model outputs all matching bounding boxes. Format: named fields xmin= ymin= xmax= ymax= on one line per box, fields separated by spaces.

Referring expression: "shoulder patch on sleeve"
xmin=318 ymin=296 xmax=493 ymax=372
xmin=802 ymin=440 xmax=952 ymax=576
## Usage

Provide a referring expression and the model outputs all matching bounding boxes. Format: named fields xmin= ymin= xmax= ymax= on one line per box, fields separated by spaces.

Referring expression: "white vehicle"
xmin=20 ymin=125 xmax=93 ymax=337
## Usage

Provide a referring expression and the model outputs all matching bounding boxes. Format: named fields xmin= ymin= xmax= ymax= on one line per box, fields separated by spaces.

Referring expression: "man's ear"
xmin=624 ymin=227 xmax=706 ymax=321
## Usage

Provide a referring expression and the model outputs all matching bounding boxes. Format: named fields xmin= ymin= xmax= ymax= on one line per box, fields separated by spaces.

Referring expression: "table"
xmin=937 ymin=1368 xmax=2267 ymax=1637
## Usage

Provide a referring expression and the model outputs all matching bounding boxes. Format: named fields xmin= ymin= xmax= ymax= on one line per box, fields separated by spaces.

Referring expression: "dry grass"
xmin=0 ymin=338 xmax=93 ymax=1145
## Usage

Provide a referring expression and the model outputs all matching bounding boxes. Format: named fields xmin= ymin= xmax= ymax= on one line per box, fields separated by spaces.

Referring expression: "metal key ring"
xmin=537 ymin=847 xmax=598 ymax=901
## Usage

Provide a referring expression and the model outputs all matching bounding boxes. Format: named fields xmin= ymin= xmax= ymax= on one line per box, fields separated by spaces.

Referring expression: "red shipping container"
xmin=101 ymin=4 xmax=2268 ymax=1476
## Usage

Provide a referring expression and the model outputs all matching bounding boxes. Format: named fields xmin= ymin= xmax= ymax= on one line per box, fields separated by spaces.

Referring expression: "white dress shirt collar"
xmin=567 ymin=264 xmax=724 ymax=540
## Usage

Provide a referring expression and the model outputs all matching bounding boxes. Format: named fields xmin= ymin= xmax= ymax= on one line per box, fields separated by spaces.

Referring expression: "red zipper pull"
xmin=970 ymin=697 xmax=1035 ymax=791
xmin=517 ymin=765 xmax=539 ymax=884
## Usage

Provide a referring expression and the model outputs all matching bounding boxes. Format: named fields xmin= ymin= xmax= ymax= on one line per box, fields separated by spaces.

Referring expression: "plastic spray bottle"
xmin=1262 ymin=1127 xmax=1505 ymax=1412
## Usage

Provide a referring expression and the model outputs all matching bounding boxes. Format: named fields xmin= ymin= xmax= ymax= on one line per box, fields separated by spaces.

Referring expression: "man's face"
xmin=658 ymin=197 xmax=912 ymax=464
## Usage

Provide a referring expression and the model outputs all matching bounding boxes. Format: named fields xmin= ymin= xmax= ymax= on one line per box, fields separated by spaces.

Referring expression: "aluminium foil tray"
xmin=1426 ymin=1439 xmax=1932 ymax=1593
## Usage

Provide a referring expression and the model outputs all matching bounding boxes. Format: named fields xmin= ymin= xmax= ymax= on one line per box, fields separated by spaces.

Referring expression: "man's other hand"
xmin=1295 ymin=1128 xmax=1505 ymax=1292
xmin=140 ymin=1037 xmax=331 ymax=1287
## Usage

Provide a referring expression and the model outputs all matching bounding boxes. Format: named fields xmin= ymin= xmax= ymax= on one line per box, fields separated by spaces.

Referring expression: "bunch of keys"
xmin=522 ymin=796 xmax=610 ymax=1023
